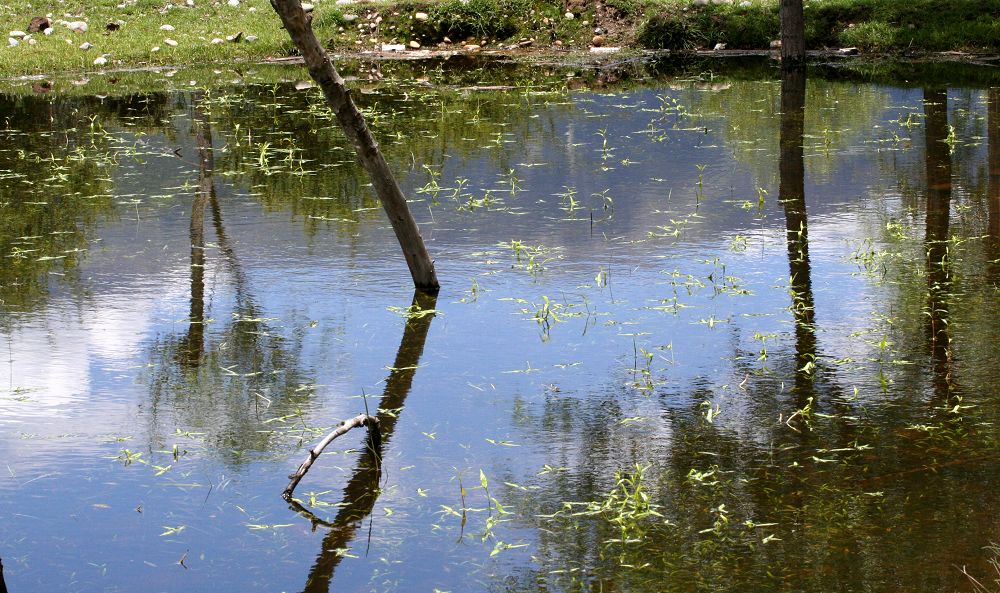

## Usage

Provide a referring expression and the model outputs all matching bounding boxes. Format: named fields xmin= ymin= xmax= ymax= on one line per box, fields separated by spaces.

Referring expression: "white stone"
xmin=564 ymin=11 xmax=574 ymax=18
xmin=151 ymin=46 xmax=160 ymax=51
xmin=302 ymin=3 xmax=314 ymax=11
xmin=227 ymin=0 xmax=240 ymax=6
xmin=80 ymin=41 xmax=92 ymax=49
xmin=164 ymin=38 xmax=178 ymax=46
xmin=739 ymin=0 xmax=751 ymax=6
xmin=9 ymin=30 xmax=27 ymax=38
xmin=408 ymin=40 xmax=420 ymax=48
xmin=343 ymin=13 xmax=358 ymax=21
xmin=43 ymin=27 xmax=54 ymax=35
xmin=380 ymin=43 xmax=405 ymax=51
xmin=160 ymin=24 xmax=174 ymax=31
xmin=414 ymin=11 xmax=428 ymax=21
xmin=713 ymin=42 xmax=726 ymax=50
xmin=67 ymin=20 xmax=88 ymax=32
xmin=7 ymin=38 xmax=19 ymax=47
xmin=211 ymin=37 xmax=224 ymax=43
xmin=245 ymin=34 xmax=257 ymax=41
xmin=294 ymin=80 xmax=314 ymax=89
xmin=248 ymin=6 xmax=256 ymax=11
xmin=93 ymin=55 xmax=107 ymax=65
xmin=186 ymin=0 xmax=195 ymax=5
xmin=335 ymin=0 xmax=355 ymax=4
xmin=27 ymin=38 xmax=37 ymax=45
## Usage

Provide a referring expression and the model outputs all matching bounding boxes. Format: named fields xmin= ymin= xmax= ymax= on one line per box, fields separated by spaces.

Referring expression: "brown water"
xmin=2 ymin=56 xmax=1000 ymax=593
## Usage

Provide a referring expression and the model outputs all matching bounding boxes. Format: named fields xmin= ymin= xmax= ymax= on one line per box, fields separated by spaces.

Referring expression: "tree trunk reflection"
xmin=922 ymin=88 xmax=954 ymax=399
xmin=295 ymin=291 xmax=438 ymax=593
xmin=178 ymin=93 xmax=213 ymax=368
xmin=779 ymin=64 xmax=816 ymax=398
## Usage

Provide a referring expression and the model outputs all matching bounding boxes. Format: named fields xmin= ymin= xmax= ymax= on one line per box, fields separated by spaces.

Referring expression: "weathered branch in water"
xmin=283 ymin=414 xmax=381 ymax=500
xmin=269 ymin=0 xmax=439 ymax=291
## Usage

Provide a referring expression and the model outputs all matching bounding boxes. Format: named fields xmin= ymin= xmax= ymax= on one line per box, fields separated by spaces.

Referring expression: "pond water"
xmin=2 ymin=56 xmax=1000 ymax=593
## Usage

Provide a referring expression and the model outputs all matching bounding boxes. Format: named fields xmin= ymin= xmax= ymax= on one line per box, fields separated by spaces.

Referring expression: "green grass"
xmin=1 ymin=0 xmax=998 ymax=76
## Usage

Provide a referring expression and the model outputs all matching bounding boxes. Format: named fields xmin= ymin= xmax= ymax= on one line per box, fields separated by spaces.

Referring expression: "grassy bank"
xmin=1 ymin=0 xmax=998 ymax=76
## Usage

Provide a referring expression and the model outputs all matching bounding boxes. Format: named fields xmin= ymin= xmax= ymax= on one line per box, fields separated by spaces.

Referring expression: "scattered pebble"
xmin=80 ymin=41 xmax=93 ymax=49
xmin=43 ymin=27 xmax=54 ymax=35
xmin=408 ymin=40 xmax=420 ymax=49
xmin=713 ymin=42 xmax=726 ymax=50
xmin=302 ymin=3 xmax=314 ymax=11
xmin=591 ymin=34 xmax=604 ymax=47
xmin=245 ymin=34 xmax=257 ymax=42
xmin=9 ymin=30 xmax=27 ymax=38
xmin=7 ymin=37 xmax=19 ymax=47
xmin=93 ymin=55 xmax=108 ymax=65
xmin=414 ymin=11 xmax=428 ymax=21
xmin=67 ymin=20 xmax=88 ymax=32
xmin=164 ymin=38 xmax=178 ymax=46
xmin=151 ymin=46 xmax=160 ymax=52
xmin=160 ymin=24 xmax=175 ymax=31
xmin=211 ymin=37 xmax=224 ymax=44
xmin=227 ymin=0 xmax=240 ymax=6
xmin=564 ymin=11 xmax=574 ymax=19
xmin=463 ymin=43 xmax=480 ymax=50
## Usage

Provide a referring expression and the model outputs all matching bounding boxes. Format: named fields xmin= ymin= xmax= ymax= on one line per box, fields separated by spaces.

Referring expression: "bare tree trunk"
xmin=780 ymin=0 xmax=805 ymax=63
xmin=269 ymin=0 xmax=439 ymax=291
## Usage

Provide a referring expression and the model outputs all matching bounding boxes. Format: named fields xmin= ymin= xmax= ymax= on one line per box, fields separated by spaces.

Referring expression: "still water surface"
xmin=2 ymin=57 xmax=1000 ymax=592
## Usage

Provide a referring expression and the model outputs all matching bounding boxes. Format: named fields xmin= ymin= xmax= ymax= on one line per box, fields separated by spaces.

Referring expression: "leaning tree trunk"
xmin=780 ymin=0 xmax=805 ymax=63
xmin=270 ymin=0 xmax=439 ymax=291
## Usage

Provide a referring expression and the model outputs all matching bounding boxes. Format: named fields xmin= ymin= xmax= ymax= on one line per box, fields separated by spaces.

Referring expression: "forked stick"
xmin=283 ymin=414 xmax=381 ymax=500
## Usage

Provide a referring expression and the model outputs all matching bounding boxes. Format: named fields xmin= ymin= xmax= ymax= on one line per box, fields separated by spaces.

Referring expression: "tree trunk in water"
xmin=780 ymin=0 xmax=805 ymax=63
xmin=269 ymin=0 xmax=439 ymax=291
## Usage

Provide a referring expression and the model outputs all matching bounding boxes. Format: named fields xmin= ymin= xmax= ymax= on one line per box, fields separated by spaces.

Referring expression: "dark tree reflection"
xmin=294 ymin=290 xmax=438 ymax=593
xmin=922 ymin=88 xmax=955 ymax=400
xmin=178 ymin=92 xmax=213 ymax=368
xmin=778 ymin=64 xmax=816 ymax=399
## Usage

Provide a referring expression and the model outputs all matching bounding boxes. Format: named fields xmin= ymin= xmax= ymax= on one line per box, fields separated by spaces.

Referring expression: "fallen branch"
xmin=283 ymin=414 xmax=381 ymax=500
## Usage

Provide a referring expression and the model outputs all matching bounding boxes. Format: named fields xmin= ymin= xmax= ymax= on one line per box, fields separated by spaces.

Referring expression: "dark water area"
xmin=2 ymin=56 xmax=1000 ymax=592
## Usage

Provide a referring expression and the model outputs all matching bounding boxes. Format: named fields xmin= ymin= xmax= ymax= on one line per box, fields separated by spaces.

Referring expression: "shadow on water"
xmin=0 ymin=556 xmax=7 ymax=593
xmin=290 ymin=290 xmax=438 ymax=593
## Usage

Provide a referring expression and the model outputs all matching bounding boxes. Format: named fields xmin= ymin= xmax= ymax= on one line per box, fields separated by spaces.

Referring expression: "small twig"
xmin=283 ymin=414 xmax=381 ymax=500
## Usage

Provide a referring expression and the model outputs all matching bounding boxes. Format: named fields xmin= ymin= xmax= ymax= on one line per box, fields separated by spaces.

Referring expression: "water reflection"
xmin=4 ymin=60 xmax=1000 ymax=593
xmin=779 ymin=64 xmax=816 ymax=398
xmin=295 ymin=290 xmax=437 ymax=593
xmin=179 ymin=92 xmax=213 ymax=368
